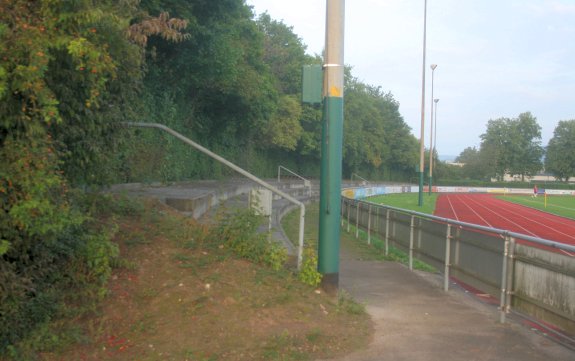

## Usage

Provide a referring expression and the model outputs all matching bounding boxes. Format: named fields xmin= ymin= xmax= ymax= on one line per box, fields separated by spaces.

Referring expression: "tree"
xmin=478 ymin=112 xmax=543 ymax=181
xmin=545 ymin=120 xmax=575 ymax=181
xmin=479 ymin=118 xmax=511 ymax=180
xmin=0 ymin=0 xmax=189 ymax=349
xmin=256 ymin=14 xmax=321 ymax=155
xmin=455 ymin=147 xmax=478 ymax=164
xmin=456 ymin=147 xmax=488 ymax=180
xmin=140 ymin=0 xmax=278 ymax=152
xmin=507 ymin=112 xmax=543 ymax=181
xmin=256 ymin=13 xmax=309 ymax=94
xmin=480 ymin=118 xmax=513 ymax=180
xmin=342 ymin=71 xmax=418 ymax=180
xmin=343 ymin=75 xmax=387 ymax=173
xmin=377 ymin=92 xmax=419 ymax=176
xmin=262 ymin=95 xmax=303 ymax=150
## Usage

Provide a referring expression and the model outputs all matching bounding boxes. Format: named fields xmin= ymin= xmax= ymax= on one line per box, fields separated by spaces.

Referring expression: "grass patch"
xmin=368 ymin=193 xmax=438 ymax=214
xmin=497 ymin=194 xmax=575 ymax=220
xmin=282 ymin=203 xmax=321 ymax=248
xmin=337 ymin=291 xmax=366 ymax=315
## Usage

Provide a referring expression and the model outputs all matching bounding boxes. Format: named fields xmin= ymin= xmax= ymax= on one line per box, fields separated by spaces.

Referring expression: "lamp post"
xmin=433 ymin=98 xmax=439 ymax=170
xmin=428 ymin=64 xmax=437 ymax=195
xmin=418 ymin=0 xmax=429 ymax=207
xmin=318 ymin=0 xmax=345 ymax=294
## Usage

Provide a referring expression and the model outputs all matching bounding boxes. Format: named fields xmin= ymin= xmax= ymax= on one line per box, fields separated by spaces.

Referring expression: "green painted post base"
xmin=320 ymin=273 xmax=339 ymax=296
xmin=428 ymin=175 xmax=433 ymax=195
xmin=318 ymin=96 xmax=343 ymax=292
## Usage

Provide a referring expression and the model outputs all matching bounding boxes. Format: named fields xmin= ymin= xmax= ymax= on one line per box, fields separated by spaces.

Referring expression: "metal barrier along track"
xmin=341 ymin=197 xmax=575 ymax=337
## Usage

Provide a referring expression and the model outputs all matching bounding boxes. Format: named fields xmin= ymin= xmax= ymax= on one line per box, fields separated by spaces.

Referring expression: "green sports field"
xmin=368 ymin=193 xmax=437 ymax=215
xmin=497 ymin=194 xmax=575 ymax=220
xmin=367 ymin=193 xmax=575 ymax=220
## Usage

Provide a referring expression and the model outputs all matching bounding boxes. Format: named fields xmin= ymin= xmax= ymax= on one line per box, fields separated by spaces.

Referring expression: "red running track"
xmin=434 ymin=193 xmax=575 ymax=257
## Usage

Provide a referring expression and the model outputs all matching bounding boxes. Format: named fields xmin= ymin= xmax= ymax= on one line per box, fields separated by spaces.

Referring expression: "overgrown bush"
xmin=0 ymin=141 xmax=119 ymax=357
xmin=298 ymin=246 xmax=322 ymax=287
xmin=212 ymin=209 xmax=287 ymax=271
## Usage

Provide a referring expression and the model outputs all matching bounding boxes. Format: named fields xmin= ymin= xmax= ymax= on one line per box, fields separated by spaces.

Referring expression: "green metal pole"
xmin=428 ymin=65 xmax=437 ymax=195
xmin=418 ymin=0 xmax=428 ymax=207
xmin=318 ymin=0 xmax=345 ymax=294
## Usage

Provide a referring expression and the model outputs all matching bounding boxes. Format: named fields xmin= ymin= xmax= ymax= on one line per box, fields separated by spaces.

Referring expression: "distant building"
xmin=493 ymin=173 xmax=575 ymax=183
xmin=445 ymin=161 xmax=465 ymax=167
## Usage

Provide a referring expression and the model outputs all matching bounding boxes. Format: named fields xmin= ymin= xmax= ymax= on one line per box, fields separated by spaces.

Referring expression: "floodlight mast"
xmin=429 ymin=64 xmax=437 ymax=195
xmin=318 ymin=0 xmax=345 ymax=294
xmin=418 ymin=0 xmax=429 ymax=207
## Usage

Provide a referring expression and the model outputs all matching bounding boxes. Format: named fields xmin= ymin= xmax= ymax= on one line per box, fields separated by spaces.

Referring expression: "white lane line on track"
xmin=462 ymin=195 xmax=538 ymax=236
xmin=514 ymin=197 xmax=575 ymax=213
xmin=505 ymin=207 xmax=575 ymax=240
xmin=445 ymin=194 xmax=460 ymax=222
xmin=454 ymin=194 xmax=493 ymax=228
xmin=462 ymin=195 xmax=575 ymax=257
xmin=469 ymin=195 xmax=575 ymax=241
xmin=500 ymin=198 xmax=575 ymax=226
xmin=496 ymin=199 xmax=575 ymax=257
xmin=449 ymin=195 xmax=575 ymax=257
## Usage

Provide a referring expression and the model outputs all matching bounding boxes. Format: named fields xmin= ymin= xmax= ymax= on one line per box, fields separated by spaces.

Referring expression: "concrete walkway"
xmin=319 ymin=240 xmax=574 ymax=361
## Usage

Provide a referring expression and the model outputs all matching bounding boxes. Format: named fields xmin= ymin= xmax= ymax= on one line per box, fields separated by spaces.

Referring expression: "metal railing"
xmin=351 ymin=173 xmax=370 ymax=185
xmin=341 ymin=195 xmax=575 ymax=336
xmin=122 ymin=122 xmax=306 ymax=270
xmin=277 ymin=165 xmax=312 ymax=197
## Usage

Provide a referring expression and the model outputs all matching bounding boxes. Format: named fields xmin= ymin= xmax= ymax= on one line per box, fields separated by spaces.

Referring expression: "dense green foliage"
xmin=456 ymin=112 xmax=544 ymax=181
xmin=545 ymin=120 xmax=575 ymax=182
xmin=344 ymin=73 xmax=419 ymax=180
xmin=0 ymin=0 xmax=186 ymax=355
xmin=212 ymin=209 xmax=287 ymax=271
xmin=121 ymin=5 xmax=418 ymax=182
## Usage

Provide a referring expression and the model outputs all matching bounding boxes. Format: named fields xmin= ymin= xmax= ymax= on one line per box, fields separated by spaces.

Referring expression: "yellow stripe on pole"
xmin=329 ymin=85 xmax=342 ymax=97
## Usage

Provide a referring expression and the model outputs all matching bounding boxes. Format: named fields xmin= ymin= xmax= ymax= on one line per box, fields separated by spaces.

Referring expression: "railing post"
xmin=297 ymin=204 xmax=305 ymax=270
xmin=417 ymin=218 xmax=422 ymax=249
xmin=341 ymin=198 xmax=344 ymax=227
xmin=356 ymin=201 xmax=360 ymax=239
xmin=385 ymin=209 xmax=390 ymax=256
xmin=409 ymin=215 xmax=415 ymax=271
xmin=505 ymin=237 xmax=516 ymax=316
xmin=454 ymin=226 xmax=461 ymax=266
xmin=444 ymin=224 xmax=452 ymax=292
xmin=346 ymin=199 xmax=351 ymax=233
xmin=375 ymin=206 xmax=379 ymax=238
xmin=499 ymin=236 xmax=510 ymax=323
xmin=367 ymin=204 xmax=372 ymax=245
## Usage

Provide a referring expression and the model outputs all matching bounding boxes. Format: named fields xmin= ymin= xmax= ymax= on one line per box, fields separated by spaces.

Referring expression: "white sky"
xmin=246 ymin=0 xmax=575 ymax=157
